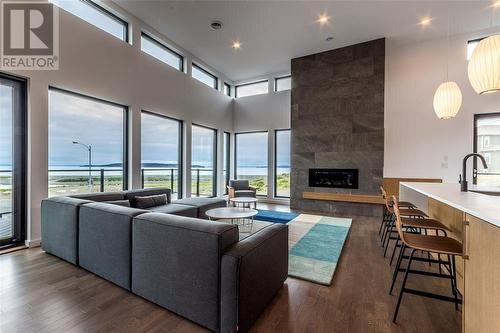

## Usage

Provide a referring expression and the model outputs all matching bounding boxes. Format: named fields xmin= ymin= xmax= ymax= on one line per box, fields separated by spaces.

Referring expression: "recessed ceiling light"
xmin=210 ymin=20 xmax=223 ymax=30
xmin=492 ymin=1 xmax=500 ymax=8
xmin=317 ymin=13 xmax=330 ymax=25
xmin=325 ymin=36 xmax=334 ymax=42
xmin=232 ymin=41 xmax=241 ymax=50
xmin=419 ymin=16 xmax=432 ymax=26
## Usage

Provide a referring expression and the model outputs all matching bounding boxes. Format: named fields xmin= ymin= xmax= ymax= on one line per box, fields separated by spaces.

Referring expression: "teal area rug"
xmin=288 ymin=215 xmax=352 ymax=285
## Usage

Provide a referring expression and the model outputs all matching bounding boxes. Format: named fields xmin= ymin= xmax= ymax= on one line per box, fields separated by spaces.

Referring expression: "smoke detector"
xmin=210 ymin=21 xmax=223 ymax=30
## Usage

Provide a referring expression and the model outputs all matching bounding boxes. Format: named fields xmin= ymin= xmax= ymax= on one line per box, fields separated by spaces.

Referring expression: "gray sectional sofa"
xmin=41 ymin=188 xmax=288 ymax=333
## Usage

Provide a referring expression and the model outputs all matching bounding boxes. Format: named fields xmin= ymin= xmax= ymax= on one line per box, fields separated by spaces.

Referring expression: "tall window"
xmin=224 ymin=83 xmax=231 ymax=97
xmin=192 ymin=125 xmax=217 ymax=197
xmin=235 ymin=132 xmax=268 ymax=196
xmin=474 ymin=113 xmax=500 ymax=186
xmin=223 ymin=132 xmax=231 ymax=194
xmin=275 ymin=130 xmax=291 ymax=198
xmin=52 ymin=0 xmax=128 ymax=41
xmin=275 ymin=76 xmax=291 ymax=92
xmin=0 ymin=75 xmax=26 ymax=248
xmin=48 ymin=88 xmax=128 ymax=197
xmin=141 ymin=111 xmax=182 ymax=199
xmin=141 ymin=33 xmax=184 ymax=71
xmin=192 ymin=64 xmax=218 ymax=89
xmin=236 ymin=81 xmax=268 ymax=98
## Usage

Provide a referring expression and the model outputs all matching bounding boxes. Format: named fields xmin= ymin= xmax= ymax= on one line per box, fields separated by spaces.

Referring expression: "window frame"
xmin=235 ymin=80 xmax=269 ymax=98
xmin=274 ymin=75 xmax=292 ymax=92
xmin=0 ymin=73 xmax=27 ymax=249
xmin=141 ymin=110 xmax=184 ymax=198
xmin=274 ymin=129 xmax=291 ymax=199
xmin=224 ymin=82 xmax=231 ymax=97
xmin=223 ymin=131 xmax=231 ymax=194
xmin=64 ymin=0 xmax=129 ymax=42
xmin=234 ymin=130 xmax=269 ymax=197
xmin=191 ymin=123 xmax=218 ymax=197
xmin=48 ymin=86 xmax=129 ymax=191
xmin=473 ymin=112 xmax=499 ymax=185
xmin=141 ymin=32 xmax=184 ymax=72
xmin=192 ymin=63 xmax=218 ymax=90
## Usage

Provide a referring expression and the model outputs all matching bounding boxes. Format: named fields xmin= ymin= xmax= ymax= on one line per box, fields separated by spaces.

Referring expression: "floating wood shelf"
xmin=302 ymin=192 xmax=384 ymax=205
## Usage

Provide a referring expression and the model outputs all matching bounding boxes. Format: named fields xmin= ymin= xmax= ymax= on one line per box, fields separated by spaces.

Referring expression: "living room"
xmin=1 ymin=1 xmax=500 ymax=332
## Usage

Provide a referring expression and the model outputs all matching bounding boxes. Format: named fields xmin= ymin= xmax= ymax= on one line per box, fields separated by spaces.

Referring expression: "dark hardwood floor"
xmin=0 ymin=209 xmax=460 ymax=333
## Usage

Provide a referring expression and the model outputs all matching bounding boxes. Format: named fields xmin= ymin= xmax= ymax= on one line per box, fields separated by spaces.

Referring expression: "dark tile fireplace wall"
xmin=290 ymin=38 xmax=385 ymax=216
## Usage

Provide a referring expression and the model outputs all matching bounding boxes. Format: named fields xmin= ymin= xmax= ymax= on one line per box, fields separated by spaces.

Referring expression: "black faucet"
xmin=460 ymin=153 xmax=488 ymax=192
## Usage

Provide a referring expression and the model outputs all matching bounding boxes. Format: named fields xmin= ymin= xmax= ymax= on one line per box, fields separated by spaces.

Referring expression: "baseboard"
xmin=25 ymin=239 xmax=41 ymax=248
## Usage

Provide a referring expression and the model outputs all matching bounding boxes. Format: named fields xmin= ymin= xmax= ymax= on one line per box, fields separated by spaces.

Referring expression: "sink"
xmin=470 ymin=190 xmax=500 ymax=196
xmin=470 ymin=186 xmax=500 ymax=196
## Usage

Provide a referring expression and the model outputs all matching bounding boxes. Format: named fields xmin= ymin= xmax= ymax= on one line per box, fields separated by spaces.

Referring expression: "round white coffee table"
xmin=230 ymin=197 xmax=258 ymax=209
xmin=206 ymin=207 xmax=258 ymax=233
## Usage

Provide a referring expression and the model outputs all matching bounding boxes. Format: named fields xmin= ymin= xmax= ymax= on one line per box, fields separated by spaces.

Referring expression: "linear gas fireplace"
xmin=309 ymin=168 xmax=359 ymax=189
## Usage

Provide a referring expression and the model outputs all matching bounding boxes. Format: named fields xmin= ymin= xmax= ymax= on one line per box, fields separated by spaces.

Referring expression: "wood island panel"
xmin=427 ymin=197 xmax=465 ymax=293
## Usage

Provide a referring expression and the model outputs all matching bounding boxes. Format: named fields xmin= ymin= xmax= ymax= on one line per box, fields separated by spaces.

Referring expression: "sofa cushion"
xmin=132 ymin=213 xmax=239 ymax=332
xmin=149 ymin=203 xmax=198 ymax=217
xmin=41 ymin=196 xmax=93 ymax=264
xmin=229 ymin=180 xmax=249 ymax=190
xmin=79 ymin=203 xmax=148 ymax=290
xmin=175 ymin=197 xmax=227 ymax=219
xmin=125 ymin=188 xmax=171 ymax=206
xmin=134 ymin=194 xmax=168 ymax=209
xmin=104 ymin=199 xmax=131 ymax=207
xmin=70 ymin=192 xmax=124 ymax=202
xmin=235 ymin=190 xmax=256 ymax=198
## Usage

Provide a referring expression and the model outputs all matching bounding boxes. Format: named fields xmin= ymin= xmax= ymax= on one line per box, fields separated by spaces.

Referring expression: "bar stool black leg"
xmin=393 ymin=248 xmax=416 ymax=323
xmin=390 ymin=236 xmax=400 ymax=266
xmin=390 ymin=243 xmax=406 ymax=295
xmin=451 ymin=255 xmax=459 ymax=310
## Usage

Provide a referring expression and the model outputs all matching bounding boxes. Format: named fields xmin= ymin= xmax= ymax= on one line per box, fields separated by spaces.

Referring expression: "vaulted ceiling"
xmin=114 ymin=1 xmax=500 ymax=81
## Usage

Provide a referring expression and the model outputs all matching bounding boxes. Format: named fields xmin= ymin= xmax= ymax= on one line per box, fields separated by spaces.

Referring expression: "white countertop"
xmin=400 ymin=182 xmax=500 ymax=227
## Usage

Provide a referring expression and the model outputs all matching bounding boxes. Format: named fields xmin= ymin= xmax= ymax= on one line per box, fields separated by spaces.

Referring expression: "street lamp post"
xmin=72 ymin=141 xmax=92 ymax=191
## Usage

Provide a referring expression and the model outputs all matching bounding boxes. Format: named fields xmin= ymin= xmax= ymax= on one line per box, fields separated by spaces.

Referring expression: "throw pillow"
xmin=133 ymin=194 xmax=167 ymax=209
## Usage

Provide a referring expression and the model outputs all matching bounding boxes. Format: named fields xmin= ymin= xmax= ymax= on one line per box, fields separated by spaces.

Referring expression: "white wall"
xmin=232 ymin=75 xmax=291 ymax=201
xmin=2 ymin=0 xmax=233 ymax=246
xmin=385 ymin=28 xmax=500 ymax=183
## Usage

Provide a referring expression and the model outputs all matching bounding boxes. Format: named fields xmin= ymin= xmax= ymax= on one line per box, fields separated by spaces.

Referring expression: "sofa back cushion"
xmin=132 ymin=213 xmax=239 ymax=332
xmin=41 ymin=196 xmax=93 ymax=264
xmin=70 ymin=192 xmax=125 ymax=202
xmin=229 ymin=180 xmax=249 ymax=190
xmin=125 ymin=188 xmax=171 ymax=206
xmin=79 ymin=203 xmax=148 ymax=290
xmin=133 ymin=194 xmax=167 ymax=209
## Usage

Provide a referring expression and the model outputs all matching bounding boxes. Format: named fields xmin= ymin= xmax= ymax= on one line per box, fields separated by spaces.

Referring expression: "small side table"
xmin=230 ymin=197 xmax=258 ymax=209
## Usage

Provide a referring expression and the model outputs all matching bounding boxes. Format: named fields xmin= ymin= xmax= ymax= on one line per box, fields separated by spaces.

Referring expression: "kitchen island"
xmin=400 ymin=182 xmax=500 ymax=333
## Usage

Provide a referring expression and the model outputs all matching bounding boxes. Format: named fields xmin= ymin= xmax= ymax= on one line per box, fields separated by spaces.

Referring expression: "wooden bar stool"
xmin=379 ymin=187 xmax=415 ymax=237
xmin=381 ymin=194 xmax=428 ymax=258
xmin=390 ymin=198 xmax=462 ymax=323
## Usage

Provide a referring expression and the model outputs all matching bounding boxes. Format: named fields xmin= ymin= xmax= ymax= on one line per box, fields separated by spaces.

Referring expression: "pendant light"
xmin=433 ymin=81 xmax=463 ymax=119
xmin=468 ymin=35 xmax=500 ymax=94
xmin=433 ymin=9 xmax=462 ymax=119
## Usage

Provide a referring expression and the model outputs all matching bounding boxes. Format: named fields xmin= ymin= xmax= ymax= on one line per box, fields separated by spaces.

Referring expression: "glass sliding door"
xmin=0 ymin=74 xmax=26 ymax=248
xmin=48 ymin=88 xmax=128 ymax=197
xmin=235 ymin=131 xmax=268 ymax=196
xmin=191 ymin=124 xmax=217 ymax=197
xmin=275 ymin=129 xmax=291 ymax=198
xmin=223 ymin=132 xmax=230 ymax=194
xmin=141 ymin=111 xmax=183 ymax=199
